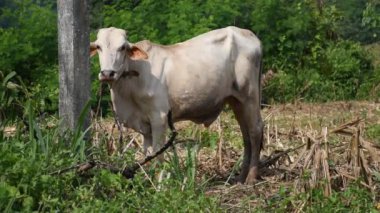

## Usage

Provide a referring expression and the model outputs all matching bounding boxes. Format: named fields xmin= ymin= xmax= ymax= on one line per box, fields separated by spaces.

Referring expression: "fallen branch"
xmin=259 ymin=143 xmax=305 ymax=168
xmin=49 ymin=161 xmax=96 ymax=175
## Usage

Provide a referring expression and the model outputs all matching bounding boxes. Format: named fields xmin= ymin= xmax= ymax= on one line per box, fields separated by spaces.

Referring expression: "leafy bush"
xmin=0 ymin=0 xmax=58 ymax=113
xmin=0 ymin=0 xmax=57 ymax=80
xmin=254 ymin=1 xmax=375 ymax=102
xmin=336 ymin=0 xmax=380 ymax=44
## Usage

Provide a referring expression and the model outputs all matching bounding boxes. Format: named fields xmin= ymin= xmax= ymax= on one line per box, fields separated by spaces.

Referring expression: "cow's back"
xmin=157 ymin=26 xmax=262 ymax=124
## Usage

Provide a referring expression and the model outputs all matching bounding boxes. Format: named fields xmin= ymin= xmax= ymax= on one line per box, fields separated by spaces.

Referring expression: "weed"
xmin=366 ymin=124 xmax=380 ymax=143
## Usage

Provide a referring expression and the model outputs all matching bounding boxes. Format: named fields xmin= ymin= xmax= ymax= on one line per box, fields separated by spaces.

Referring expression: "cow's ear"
xmin=90 ymin=42 xmax=98 ymax=57
xmin=128 ymin=46 xmax=148 ymax=60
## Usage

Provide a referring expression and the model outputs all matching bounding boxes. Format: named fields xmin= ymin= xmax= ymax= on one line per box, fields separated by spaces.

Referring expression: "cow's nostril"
xmin=100 ymin=70 xmax=116 ymax=78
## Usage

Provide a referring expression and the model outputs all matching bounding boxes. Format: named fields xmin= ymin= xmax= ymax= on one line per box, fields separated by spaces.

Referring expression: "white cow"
xmin=90 ymin=26 xmax=264 ymax=184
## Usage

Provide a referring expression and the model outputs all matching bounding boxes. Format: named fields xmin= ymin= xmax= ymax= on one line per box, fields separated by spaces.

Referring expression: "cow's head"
xmin=90 ymin=27 xmax=148 ymax=82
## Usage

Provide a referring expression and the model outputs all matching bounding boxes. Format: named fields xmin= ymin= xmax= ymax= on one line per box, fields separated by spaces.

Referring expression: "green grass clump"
xmin=366 ymin=124 xmax=380 ymax=143
xmin=259 ymin=183 xmax=377 ymax=212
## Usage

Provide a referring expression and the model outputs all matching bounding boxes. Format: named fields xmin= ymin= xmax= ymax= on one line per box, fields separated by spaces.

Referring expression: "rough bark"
xmin=58 ymin=0 xmax=90 ymax=132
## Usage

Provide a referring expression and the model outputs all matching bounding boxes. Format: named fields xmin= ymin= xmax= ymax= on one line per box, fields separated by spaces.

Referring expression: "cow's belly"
xmin=170 ymin=88 xmax=229 ymax=126
xmin=168 ymin=66 xmax=233 ymax=126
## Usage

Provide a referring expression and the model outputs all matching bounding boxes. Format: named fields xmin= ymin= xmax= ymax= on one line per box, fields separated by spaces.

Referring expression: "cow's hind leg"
xmin=229 ymin=97 xmax=263 ymax=184
xmin=244 ymin=100 xmax=264 ymax=184
xmin=228 ymin=98 xmax=251 ymax=183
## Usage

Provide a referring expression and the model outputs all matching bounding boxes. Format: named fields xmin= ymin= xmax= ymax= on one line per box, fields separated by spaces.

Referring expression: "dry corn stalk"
xmin=293 ymin=118 xmax=379 ymax=197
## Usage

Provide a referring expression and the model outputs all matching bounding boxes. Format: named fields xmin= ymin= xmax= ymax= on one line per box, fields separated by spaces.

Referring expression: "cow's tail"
xmin=258 ymin=48 xmax=263 ymax=107
xmin=257 ymin=46 xmax=264 ymax=151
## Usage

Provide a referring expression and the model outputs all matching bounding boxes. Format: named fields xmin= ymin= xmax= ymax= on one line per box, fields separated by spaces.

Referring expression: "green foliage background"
xmin=0 ymin=0 xmax=380 ymax=211
xmin=1 ymin=0 xmax=379 ymax=112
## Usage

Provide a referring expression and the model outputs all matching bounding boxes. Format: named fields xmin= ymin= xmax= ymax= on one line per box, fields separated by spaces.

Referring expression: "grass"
xmin=1 ymin=101 xmax=379 ymax=212
xmin=0 ymin=102 xmax=217 ymax=212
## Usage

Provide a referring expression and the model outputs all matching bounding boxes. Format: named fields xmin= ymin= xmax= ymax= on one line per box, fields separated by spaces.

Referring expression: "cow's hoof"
xmin=244 ymin=167 xmax=262 ymax=185
xmin=244 ymin=176 xmax=261 ymax=185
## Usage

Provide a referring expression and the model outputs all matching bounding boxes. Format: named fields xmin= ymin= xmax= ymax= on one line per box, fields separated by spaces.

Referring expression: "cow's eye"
xmin=119 ymin=45 xmax=126 ymax=51
xmin=96 ymin=45 xmax=101 ymax=51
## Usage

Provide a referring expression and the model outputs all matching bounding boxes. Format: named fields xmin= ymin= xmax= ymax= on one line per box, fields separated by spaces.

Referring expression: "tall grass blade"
xmin=71 ymin=101 xmax=92 ymax=161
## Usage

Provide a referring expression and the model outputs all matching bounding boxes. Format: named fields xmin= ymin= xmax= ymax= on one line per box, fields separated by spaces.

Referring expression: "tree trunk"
xmin=57 ymin=0 xmax=91 ymax=132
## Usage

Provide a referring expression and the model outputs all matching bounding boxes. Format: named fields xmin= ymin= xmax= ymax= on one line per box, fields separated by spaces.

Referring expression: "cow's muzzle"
xmin=99 ymin=70 xmax=116 ymax=82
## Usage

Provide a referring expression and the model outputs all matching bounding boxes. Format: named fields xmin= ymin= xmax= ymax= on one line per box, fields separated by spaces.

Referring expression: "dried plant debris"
xmin=93 ymin=101 xmax=379 ymax=210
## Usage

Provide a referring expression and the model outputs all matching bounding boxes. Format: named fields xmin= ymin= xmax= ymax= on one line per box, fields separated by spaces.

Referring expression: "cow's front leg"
xmin=142 ymin=132 xmax=153 ymax=155
xmin=150 ymin=111 xmax=168 ymax=156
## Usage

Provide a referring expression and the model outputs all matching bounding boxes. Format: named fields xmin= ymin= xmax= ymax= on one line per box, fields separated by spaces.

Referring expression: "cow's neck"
xmin=121 ymin=70 xmax=139 ymax=78
xmin=108 ymin=59 xmax=154 ymax=133
xmin=110 ymin=59 xmax=148 ymax=94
